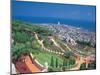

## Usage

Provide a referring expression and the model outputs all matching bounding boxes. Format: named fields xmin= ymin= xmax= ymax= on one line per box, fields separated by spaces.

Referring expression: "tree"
xmin=64 ymin=51 xmax=74 ymax=59
xmin=80 ymin=63 xmax=86 ymax=70
xmin=88 ymin=61 xmax=96 ymax=69
xmin=69 ymin=58 xmax=76 ymax=65
xmin=63 ymin=59 xmax=65 ymax=66
xmin=50 ymin=56 xmax=54 ymax=68
xmin=12 ymin=42 xmax=32 ymax=61
xmin=64 ymin=51 xmax=74 ymax=68
xmin=55 ymin=58 xmax=58 ymax=68
xmin=63 ymin=59 xmax=68 ymax=67
xmin=14 ymin=32 xmax=30 ymax=43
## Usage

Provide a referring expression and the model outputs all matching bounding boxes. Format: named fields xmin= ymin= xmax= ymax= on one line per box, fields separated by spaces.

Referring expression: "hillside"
xmin=12 ymin=21 xmax=96 ymax=73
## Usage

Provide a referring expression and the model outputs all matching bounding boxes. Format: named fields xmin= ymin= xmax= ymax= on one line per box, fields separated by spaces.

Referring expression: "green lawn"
xmin=34 ymin=52 xmax=63 ymax=66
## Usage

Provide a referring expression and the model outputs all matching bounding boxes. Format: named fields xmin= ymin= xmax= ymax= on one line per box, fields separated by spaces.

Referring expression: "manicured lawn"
xmin=34 ymin=52 xmax=63 ymax=66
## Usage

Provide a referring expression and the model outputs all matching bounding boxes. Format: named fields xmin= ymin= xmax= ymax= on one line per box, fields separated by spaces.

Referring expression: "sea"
xmin=12 ymin=16 xmax=96 ymax=32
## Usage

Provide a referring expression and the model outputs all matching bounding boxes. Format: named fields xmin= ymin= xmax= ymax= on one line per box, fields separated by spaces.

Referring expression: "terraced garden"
xmin=12 ymin=21 xmax=96 ymax=73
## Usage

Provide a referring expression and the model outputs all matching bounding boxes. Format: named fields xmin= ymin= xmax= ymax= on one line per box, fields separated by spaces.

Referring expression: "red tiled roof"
xmin=15 ymin=55 xmax=42 ymax=74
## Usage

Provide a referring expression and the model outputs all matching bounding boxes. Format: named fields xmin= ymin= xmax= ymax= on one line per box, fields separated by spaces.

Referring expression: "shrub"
xmin=80 ymin=63 xmax=86 ymax=70
xmin=88 ymin=61 xmax=96 ymax=69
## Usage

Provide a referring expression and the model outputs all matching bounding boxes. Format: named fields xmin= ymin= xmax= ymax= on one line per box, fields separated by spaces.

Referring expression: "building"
xmin=14 ymin=53 xmax=48 ymax=74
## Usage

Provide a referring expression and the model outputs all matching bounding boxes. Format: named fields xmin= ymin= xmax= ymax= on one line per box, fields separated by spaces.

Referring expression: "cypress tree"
xmin=50 ymin=56 xmax=54 ymax=68
xmin=80 ymin=63 xmax=86 ymax=70
xmin=55 ymin=58 xmax=58 ymax=68
xmin=63 ymin=59 xmax=66 ymax=66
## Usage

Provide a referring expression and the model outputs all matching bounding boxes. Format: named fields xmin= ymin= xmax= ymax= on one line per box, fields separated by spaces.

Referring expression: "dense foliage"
xmin=80 ymin=63 xmax=86 ymax=70
xmin=12 ymin=21 xmax=52 ymax=60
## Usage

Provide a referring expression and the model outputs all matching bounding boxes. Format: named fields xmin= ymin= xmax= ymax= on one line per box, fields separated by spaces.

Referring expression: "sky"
xmin=12 ymin=1 xmax=96 ymax=22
